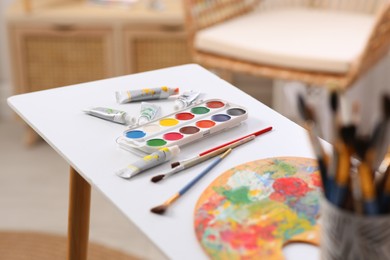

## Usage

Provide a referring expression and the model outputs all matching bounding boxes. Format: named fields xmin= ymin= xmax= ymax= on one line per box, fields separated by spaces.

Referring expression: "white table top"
xmin=8 ymin=64 xmax=323 ymax=259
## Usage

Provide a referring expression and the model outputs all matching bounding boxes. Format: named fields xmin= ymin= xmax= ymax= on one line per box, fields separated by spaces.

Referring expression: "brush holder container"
xmin=320 ymin=198 xmax=390 ymax=260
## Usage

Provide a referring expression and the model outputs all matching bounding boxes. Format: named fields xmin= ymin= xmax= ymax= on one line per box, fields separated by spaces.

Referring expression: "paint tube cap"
xmin=138 ymin=116 xmax=149 ymax=125
xmin=174 ymin=99 xmax=186 ymax=110
xmin=124 ymin=114 xmax=137 ymax=125
xmin=167 ymin=145 xmax=180 ymax=158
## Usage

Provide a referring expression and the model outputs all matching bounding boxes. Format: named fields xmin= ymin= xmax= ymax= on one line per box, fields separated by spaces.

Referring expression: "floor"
xmin=0 ymin=120 xmax=166 ymax=259
xmin=0 ymin=74 xmax=273 ymax=259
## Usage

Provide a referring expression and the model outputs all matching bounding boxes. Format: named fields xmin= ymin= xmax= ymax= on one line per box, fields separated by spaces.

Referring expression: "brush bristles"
xmin=340 ymin=126 xmax=356 ymax=147
xmin=171 ymin=162 xmax=180 ymax=168
xmin=298 ymin=94 xmax=307 ymax=121
xmin=297 ymin=94 xmax=315 ymax=122
xmin=330 ymin=91 xmax=339 ymax=113
xmin=383 ymin=95 xmax=390 ymax=118
xmin=150 ymin=205 xmax=168 ymax=215
xmin=354 ymin=137 xmax=370 ymax=160
xmin=151 ymin=174 xmax=165 ymax=183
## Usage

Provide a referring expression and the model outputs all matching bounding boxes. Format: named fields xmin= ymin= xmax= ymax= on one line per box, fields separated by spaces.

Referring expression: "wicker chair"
xmin=183 ymin=0 xmax=390 ymax=90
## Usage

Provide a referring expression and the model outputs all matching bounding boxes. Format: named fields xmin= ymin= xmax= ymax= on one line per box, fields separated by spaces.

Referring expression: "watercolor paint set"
xmin=117 ymin=99 xmax=248 ymax=153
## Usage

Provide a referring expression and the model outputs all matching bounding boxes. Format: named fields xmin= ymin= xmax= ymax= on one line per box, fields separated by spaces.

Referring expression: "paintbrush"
xmin=297 ymin=94 xmax=329 ymax=197
xmin=379 ymin=165 xmax=390 ymax=213
xmin=150 ymin=148 xmax=232 ymax=215
xmin=151 ymin=135 xmax=254 ymax=183
xmin=350 ymin=167 xmax=363 ymax=214
xmin=329 ymin=93 xmax=357 ymax=207
xmin=326 ymin=90 xmax=341 ymax=199
xmin=331 ymin=138 xmax=351 ymax=207
xmin=355 ymin=136 xmax=379 ymax=215
xmin=329 ymin=125 xmax=356 ymax=207
xmin=358 ymin=161 xmax=378 ymax=215
xmin=376 ymin=153 xmax=390 ymax=188
xmin=329 ymin=89 xmax=340 ymax=143
xmin=372 ymin=95 xmax=390 ymax=171
xmin=170 ymin=126 xmax=272 ymax=168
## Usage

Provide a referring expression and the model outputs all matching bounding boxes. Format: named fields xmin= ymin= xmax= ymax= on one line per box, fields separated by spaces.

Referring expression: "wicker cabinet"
xmin=6 ymin=0 xmax=191 ymax=144
xmin=10 ymin=25 xmax=115 ymax=94
xmin=124 ymin=27 xmax=191 ymax=73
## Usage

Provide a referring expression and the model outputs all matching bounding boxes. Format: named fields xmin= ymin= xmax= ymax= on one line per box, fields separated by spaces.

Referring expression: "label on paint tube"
xmin=174 ymin=90 xmax=201 ymax=110
xmin=138 ymin=102 xmax=160 ymax=125
xmin=115 ymin=145 xmax=180 ymax=179
xmin=116 ymin=86 xmax=179 ymax=104
xmin=84 ymin=107 xmax=136 ymax=125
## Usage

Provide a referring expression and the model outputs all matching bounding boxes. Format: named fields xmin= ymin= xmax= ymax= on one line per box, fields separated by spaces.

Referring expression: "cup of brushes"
xmin=298 ymin=92 xmax=390 ymax=260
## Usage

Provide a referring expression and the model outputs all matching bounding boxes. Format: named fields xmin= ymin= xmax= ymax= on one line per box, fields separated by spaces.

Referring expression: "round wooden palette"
xmin=194 ymin=157 xmax=321 ymax=259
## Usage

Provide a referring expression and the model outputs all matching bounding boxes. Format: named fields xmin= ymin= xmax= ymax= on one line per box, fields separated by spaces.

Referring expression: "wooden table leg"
xmin=25 ymin=126 xmax=40 ymax=146
xmin=67 ymin=167 xmax=91 ymax=260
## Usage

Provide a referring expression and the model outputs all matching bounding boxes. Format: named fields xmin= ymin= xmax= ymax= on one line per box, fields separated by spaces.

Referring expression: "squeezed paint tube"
xmin=116 ymin=145 xmax=180 ymax=179
xmin=83 ymin=107 xmax=136 ymax=125
xmin=174 ymin=90 xmax=201 ymax=110
xmin=138 ymin=102 xmax=160 ymax=125
xmin=116 ymin=86 xmax=179 ymax=104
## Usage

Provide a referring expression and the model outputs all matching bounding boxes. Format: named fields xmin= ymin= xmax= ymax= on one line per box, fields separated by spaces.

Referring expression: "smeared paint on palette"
xmin=194 ymin=157 xmax=321 ymax=260
xmin=118 ymin=99 xmax=248 ymax=153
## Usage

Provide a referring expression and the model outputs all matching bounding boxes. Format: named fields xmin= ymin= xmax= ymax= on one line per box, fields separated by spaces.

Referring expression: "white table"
xmin=8 ymin=64 xmax=321 ymax=260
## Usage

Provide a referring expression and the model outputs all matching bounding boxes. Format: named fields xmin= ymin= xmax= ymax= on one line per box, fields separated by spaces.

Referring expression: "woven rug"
xmin=0 ymin=231 xmax=139 ymax=260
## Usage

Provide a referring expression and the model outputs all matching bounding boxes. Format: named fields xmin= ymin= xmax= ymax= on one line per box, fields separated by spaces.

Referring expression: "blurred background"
xmin=0 ymin=0 xmax=389 ymax=259
xmin=0 ymin=0 xmax=13 ymax=119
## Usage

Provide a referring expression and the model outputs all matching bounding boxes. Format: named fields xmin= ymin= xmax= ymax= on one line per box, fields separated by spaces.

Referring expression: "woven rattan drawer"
xmin=124 ymin=28 xmax=192 ymax=73
xmin=10 ymin=26 xmax=114 ymax=94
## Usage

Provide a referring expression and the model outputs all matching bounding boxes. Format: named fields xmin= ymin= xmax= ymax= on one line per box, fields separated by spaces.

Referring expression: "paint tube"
xmin=115 ymin=145 xmax=180 ymax=179
xmin=138 ymin=102 xmax=160 ymax=125
xmin=174 ymin=90 xmax=201 ymax=110
xmin=116 ymin=86 xmax=179 ymax=104
xmin=83 ymin=107 xmax=136 ymax=125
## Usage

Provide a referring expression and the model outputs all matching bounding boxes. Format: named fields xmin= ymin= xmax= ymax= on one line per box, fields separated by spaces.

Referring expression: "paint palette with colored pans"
xmin=117 ymin=99 xmax=248 ymax=153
